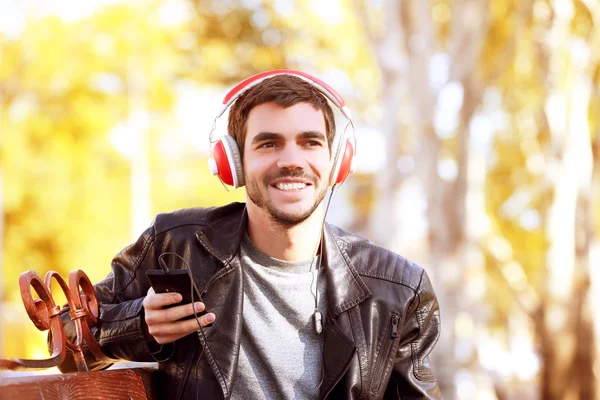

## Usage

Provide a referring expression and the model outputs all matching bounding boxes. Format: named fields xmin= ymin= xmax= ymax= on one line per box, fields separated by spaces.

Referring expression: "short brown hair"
xmin=227 ymin=75 xmax=336 ymax=158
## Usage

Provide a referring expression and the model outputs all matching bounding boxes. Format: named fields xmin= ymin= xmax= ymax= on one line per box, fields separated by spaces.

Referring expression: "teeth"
xmin=275 ymin=182 xmax=307 ymax=191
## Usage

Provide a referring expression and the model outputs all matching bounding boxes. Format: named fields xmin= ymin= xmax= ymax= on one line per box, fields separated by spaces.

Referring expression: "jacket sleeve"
xmin=55 ymin=221 xmax=174 ymax=373
xmin=385 ymin=269 xmax=443 ymax=399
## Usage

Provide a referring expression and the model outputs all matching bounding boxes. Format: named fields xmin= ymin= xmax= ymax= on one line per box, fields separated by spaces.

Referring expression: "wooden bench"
xmin=0 ymin=368 xmax=160 ymax=400
xmin=0 ymin=270 xmax=159 ymax=399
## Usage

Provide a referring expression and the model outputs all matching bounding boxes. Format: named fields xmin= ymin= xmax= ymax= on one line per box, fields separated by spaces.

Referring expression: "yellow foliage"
xmin=0 ymin=1 xmax=379 ymax=360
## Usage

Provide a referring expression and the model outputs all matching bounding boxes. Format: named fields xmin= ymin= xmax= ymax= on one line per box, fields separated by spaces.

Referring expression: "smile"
xmin=274 ymin=182 xmax=308 ymax=191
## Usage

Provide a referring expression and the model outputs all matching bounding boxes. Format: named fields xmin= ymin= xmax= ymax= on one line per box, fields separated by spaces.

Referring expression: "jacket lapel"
xmin=321 ymin=224 xmax=372 ymax=317
xmin=194 ymin=204 xmax=247 ymax=399
xmin=319 ymin=312 xmax=357 ymax=398
xmin=319 ymin=224 xmax=372 ymax=398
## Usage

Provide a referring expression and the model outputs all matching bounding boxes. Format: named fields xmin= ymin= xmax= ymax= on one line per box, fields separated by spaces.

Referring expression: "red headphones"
xmin=208 ymin=69 xmax=357 ymax=189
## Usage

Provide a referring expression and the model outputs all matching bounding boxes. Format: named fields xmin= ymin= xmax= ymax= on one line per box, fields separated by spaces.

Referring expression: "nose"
xmin=276 ymin=144 xmax=304 ymax=170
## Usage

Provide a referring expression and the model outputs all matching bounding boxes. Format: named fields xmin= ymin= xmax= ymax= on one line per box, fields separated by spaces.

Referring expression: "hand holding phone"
xmin=143 ymin=270 xmax=215 ymax=345
xmin=145 ymin=269 xmax=205 ymax=318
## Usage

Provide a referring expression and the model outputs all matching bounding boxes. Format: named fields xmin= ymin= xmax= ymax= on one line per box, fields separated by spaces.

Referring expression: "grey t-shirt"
xmin=230 ymin=233 xmax=327 ymax=400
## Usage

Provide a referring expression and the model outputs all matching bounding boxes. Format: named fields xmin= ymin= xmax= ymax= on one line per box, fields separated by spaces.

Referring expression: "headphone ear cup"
xmin=332 ymin=139 xmax=355 ymax=185
xmin=222 ymin=135 xmax=245 ymax=188
xmin=329 ymin=128 xmax=356 ymax=186
xmin=209 ymin=135 xmax=245 ymax=188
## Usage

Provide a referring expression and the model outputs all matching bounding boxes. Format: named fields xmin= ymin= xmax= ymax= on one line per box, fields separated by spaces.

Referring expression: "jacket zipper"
xmin=391 ymin=314 xmax=399 ymax=338
xmin=370 ymin=313 xmax=400 ymax=396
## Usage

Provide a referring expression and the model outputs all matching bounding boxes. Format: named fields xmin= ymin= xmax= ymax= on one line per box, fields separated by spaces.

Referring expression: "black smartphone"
xmin=145 ymin=270 xmax=206 ymax=320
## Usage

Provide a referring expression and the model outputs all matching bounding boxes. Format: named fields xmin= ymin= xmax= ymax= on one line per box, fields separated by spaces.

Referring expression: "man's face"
xmin=243 ymin=102 xmax=330 ymax=227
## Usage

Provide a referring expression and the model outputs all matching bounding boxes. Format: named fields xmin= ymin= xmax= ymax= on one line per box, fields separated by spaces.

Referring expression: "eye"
xmin=306 ymin=140 xmax=322 ymax=147
xmin=258 ymin=142 xmax=275 ymax=149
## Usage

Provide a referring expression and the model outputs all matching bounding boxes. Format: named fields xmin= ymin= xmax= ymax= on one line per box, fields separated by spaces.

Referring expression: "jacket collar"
xmin=195 ymin=203 xmax=247 ymax=266
xmin=195 ymin=203 xmax=371 ymax=317
xmin=321 ymin=223 xmax=372 ymax=317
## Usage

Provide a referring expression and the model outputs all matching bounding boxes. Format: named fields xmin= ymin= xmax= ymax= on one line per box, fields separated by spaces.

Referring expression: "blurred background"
xmin=0 ymin=0 xmax=599 ymax=399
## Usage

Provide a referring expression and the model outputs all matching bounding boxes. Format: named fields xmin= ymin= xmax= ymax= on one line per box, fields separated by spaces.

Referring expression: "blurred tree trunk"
xmin=570 ymin=11 xmax=600 ymax=392
xmin=539 ymin=3 xmax=597 ymax=396
xmin=357 ymin=1 xmax=490 ymax=397
xmin=541 ymin=80 xmax=594 ymax=400
xmin=358 ymin=0 xmax=406 ymax=248
xmin=588 ymin=125 xmax=600 ymax=400
xmin=571 ymin=176 xmax=597 ymax=399
xmin=569 ymin=48 xmax=599 ymax=400
xmin=582 ymin=6 xmax=600 ymax=398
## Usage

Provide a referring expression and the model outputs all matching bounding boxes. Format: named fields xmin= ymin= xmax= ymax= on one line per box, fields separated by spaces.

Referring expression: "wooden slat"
xmin=0 ymin=368 xmax=159 ymax=400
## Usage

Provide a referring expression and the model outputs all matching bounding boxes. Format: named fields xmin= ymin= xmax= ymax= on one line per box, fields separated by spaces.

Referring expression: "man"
xmin=58 ymin=70 xmax=442 ymax=399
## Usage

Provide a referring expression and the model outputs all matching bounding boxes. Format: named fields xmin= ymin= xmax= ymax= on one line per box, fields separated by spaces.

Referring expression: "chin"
xmin=246 ymin=181 xmax=327 ymax=226
xmin=267 ymin=205 xmax=316 ymax=226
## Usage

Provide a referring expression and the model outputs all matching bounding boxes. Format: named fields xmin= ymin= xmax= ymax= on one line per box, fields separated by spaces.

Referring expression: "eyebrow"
xmin=298 ymin=131 xmax=327 ymax=141
xmin=251 ymin=131 xmax=327 ymax=144
xmin=251 ymin=132 xmax=281 ymax=144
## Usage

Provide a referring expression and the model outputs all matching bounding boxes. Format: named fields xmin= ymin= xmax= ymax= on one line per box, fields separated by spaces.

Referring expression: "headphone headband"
xmin=215 ymin=69 xmax=353 ymax=121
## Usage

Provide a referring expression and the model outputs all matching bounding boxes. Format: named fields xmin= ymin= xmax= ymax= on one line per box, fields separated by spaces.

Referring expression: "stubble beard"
xmin=245 ymin=170 xmax=328 ymax=228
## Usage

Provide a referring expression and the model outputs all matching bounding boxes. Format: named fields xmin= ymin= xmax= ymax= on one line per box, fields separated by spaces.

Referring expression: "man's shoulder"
xmin=329 ymin=224 xmax=427 ymax=292
xmin=152 ymin=202 xmax=245 ymax=235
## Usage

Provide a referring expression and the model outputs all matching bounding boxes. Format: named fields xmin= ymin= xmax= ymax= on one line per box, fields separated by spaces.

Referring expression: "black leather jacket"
xmin=58 ymin=203 xmax=442 ymax=399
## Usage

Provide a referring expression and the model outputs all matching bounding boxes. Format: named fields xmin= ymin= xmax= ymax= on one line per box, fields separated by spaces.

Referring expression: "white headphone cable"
xmin=311 ymin=184 xmax=337 ymax=335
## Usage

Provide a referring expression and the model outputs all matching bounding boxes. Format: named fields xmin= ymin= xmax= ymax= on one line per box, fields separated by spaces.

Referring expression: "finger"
xmin=144 ymin=291 xmax=183 ymax=310
xmin=149 ymin=312 xmax=216 ymax=343
xmin=146 ymin=302 xmax=205 ymax=325
xmin=142 ymin=287 xmax=155 ymax=309
xmin=183 ymin=312 xmax=216 ymax=332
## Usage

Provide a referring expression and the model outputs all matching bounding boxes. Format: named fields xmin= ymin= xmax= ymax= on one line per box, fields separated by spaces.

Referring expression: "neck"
xmin=246 ymin=204 xmax=325 ymax=262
